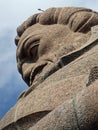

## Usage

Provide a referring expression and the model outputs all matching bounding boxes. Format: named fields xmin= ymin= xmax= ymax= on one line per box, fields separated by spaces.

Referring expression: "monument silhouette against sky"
xmin=0 ymin=7 xmax=98 ymax=130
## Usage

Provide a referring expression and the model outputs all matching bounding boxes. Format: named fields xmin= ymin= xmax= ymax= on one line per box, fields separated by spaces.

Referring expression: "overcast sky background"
xmin=0 ymin=0 xmax=98 ymax=119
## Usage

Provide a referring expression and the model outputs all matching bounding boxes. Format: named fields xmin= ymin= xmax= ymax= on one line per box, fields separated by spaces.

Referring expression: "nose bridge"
xmin=16 ymin=40 xmax=25 ymax=62
xmin=16 ymin=42 xmax=26 ymax=74
xmin=16 ymin=40 xmax=37 ymax=75
xmin=17 ymin=58 xmax=35 ymax=75
xmin=16 ymin=33 xmax=31 ymax=63
xmin=22 ymin=62 xmax=35 ymax=73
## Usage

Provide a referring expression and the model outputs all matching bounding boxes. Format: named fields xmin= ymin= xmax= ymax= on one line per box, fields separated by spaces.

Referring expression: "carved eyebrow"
xmin=29 ymin=42 xmax=39 ymax=49
xmin=23 ymin=39 xmax=40 ymax=58
xmin=18 ymin=36 xmax=40 ymax=57
xmin=24 ymin=38 xmax=40 ymax=50
xmin=17 ymin=33 xmax=41 ymax=49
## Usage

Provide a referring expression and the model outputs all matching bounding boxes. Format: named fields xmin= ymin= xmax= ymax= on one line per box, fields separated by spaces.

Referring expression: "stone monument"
xmin=0 ymin=7 xmax=98 ymax=130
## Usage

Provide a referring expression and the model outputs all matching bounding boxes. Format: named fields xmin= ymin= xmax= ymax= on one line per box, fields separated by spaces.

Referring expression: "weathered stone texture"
xmin=0 ymin=7 xmax=98 ymax=130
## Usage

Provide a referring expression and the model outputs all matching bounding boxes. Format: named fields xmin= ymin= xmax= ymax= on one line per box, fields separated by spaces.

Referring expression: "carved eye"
xmin=29 ymin=42 xmax=39 ymax=60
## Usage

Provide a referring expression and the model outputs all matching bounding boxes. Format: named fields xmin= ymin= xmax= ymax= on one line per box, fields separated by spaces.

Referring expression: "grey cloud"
xmin=0 ymin=30 xmax=27 ymax=118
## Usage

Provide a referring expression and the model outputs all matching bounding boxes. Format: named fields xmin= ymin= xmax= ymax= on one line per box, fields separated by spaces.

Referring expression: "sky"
xmin=0 ymin=0 xmax=98 ymax=119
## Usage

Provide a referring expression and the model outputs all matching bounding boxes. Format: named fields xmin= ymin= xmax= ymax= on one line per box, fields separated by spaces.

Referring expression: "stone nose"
xmin=17 ymin=57 xmax=35 ymax=75
xmin=22 ymin=62 xmax=35 ymax=74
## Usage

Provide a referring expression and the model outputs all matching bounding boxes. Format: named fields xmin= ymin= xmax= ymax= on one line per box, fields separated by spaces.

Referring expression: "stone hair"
xmin=15 ymin=7 xmax=98 ymax=45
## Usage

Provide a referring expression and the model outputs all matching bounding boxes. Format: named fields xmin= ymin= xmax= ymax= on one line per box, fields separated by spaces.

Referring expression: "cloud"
xmin=0 ymin=30 xmax=27 ymax=118
xmin=0 ymin=0 xmax=98 ymax=32
xmin=0 ymin=72 xmax=27 ymax=118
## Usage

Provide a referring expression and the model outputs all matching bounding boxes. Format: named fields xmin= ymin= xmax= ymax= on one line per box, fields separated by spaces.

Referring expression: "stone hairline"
xmin=15 ymin=7 xmax=98 ymax=46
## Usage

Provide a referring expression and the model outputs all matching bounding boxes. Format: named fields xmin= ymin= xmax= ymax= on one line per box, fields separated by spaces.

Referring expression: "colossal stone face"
xmin=16 ymin=24 xmax=75 ymax=86
xmin=15 ymin=7 xmax=98 ymax=87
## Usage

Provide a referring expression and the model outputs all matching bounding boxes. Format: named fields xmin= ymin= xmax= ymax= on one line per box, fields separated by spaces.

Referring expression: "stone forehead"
xmin=15 ymin=7 xmax=98 ymax=46
xmin=17 ymin=7 xmax=92 ymax=36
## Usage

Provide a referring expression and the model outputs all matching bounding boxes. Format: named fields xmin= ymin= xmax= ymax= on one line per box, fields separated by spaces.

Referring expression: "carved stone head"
xmin=15 ymin=7 xmax=98 ymax=87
